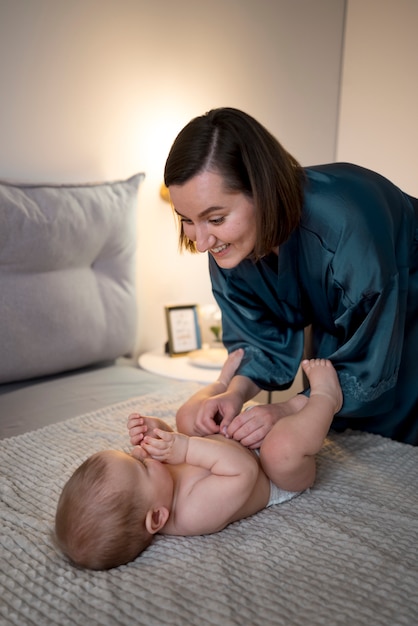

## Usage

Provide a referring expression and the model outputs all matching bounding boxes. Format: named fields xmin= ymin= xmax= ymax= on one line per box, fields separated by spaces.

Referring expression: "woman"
xmin=164 ymin=107 xmax=418 ymax=456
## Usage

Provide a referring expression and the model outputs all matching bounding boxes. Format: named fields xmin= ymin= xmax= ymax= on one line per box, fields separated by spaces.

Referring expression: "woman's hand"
xmin=225 ymin=395 xmax=309 ymax=449
xmin=223 ymin=404 xmax=277 ymax=448
xmin=192 ymin=391 xmax=245 ymax=436
xmin=175 ymin=349 xmax=248 ymax=436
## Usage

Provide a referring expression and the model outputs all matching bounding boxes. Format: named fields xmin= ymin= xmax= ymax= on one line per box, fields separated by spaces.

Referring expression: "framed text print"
xmin=165 ymin=305 xmax=202 ymax=356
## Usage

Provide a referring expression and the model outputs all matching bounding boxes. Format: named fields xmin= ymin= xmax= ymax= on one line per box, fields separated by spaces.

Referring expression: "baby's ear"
xmin=145 ymin=507 xmax=169 ymax=534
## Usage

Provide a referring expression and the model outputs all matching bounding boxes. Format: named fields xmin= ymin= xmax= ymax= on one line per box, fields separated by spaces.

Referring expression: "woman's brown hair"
xmin=164 ymin=107 xmax=304 ymax=259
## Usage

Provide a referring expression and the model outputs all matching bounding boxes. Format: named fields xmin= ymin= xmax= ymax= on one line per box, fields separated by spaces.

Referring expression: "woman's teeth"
xmin=211 ymin=244 xmax=229 ymax=253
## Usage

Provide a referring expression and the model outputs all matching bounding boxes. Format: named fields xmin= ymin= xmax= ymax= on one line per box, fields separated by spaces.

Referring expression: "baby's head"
xmin=55 ymin=449 xmax=171 ymax=570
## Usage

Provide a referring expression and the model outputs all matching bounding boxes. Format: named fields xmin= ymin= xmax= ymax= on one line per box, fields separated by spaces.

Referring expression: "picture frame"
xmin=165 ymin=304 xmax=202 ymax=356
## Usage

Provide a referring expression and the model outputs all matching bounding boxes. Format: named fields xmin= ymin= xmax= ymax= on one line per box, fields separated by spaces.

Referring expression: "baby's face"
xmin=102 ymin=450 xmax=173 ymax=510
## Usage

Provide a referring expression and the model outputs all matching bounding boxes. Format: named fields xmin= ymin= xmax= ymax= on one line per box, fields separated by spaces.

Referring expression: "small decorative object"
xmin=199 ymin=304 xmax=223 ymax=348
xmin=165 ymin=305 xmax=202 ymax=356
xmin=209 ymin=324 xmax=222 ymax=343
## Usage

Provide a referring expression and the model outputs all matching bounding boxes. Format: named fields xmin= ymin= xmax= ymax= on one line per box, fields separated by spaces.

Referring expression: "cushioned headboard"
xmin=0 ymin=173 xmax=144 ymax=384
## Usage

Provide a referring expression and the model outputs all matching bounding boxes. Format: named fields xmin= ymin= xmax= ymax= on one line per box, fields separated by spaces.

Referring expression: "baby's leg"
xmin=127 ymin=413 xmax=174 ymax=446
xmin=302 ymin=358 xmax=343 ymax=413
xmin=260 ymin=359 xmax=342 ymax=492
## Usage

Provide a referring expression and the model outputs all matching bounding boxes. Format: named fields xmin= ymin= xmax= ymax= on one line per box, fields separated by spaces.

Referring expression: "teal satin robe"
xmin=209 ymin=164 xmax=418 ymax=444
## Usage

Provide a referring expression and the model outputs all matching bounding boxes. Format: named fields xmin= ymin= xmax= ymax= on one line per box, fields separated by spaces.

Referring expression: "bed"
xmin=1 ymin=176 xmax=417 ymax=626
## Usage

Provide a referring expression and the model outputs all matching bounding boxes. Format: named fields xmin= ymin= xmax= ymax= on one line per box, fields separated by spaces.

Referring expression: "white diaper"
xmin=253 ymin=448 xmax=302 ymax=507
xmin=267 ymin=481 xmax=302 ymax=507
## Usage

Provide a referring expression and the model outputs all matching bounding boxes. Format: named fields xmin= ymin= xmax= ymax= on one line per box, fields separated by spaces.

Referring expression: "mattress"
xmin=0 ymin=359 xmax=182 ymax=438
xmin=1 ymin=378 xmax=417 ymax=626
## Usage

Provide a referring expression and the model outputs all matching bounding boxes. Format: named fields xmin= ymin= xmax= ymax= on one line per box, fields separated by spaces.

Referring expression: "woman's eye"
xmin=180 ymin=216 xmax=224 ymax=226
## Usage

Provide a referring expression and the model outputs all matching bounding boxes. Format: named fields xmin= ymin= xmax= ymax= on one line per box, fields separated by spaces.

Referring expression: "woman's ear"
xmin=145 ymin=507 xmax=169 ymax=534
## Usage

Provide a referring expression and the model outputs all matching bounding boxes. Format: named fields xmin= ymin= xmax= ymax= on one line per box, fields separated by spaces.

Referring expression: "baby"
xmin=55 ymin=356 xmax=342 ymax=570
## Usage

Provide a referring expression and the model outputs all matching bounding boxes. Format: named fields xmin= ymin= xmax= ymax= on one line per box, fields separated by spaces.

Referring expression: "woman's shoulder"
xmin=303 ymin=162 xmax=406 ymax=206
xmin=304 ymin=161 xmax=390 ymax=182
xmin=301 ymin=162 xmax=407 ymax=235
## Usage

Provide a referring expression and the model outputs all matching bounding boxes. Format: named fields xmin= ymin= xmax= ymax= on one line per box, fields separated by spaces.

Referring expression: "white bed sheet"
xmin=1 ymin=384 xmax=417 ymax=626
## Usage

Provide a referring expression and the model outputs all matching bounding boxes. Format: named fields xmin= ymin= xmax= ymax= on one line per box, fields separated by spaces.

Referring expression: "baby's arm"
xmin=141 ymin=428 xmax=257 ymax=477
xmin=184 ymin=436 xmax=260 ymax=533
xmin=140 ymin=429 xmax=189 ymax=464
xmin=142 ymin=430 xmax=260 ymax=535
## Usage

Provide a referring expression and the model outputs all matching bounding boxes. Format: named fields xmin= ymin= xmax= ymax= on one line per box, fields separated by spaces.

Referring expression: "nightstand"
xmin=138 ymin=349 xmax=303 ymax=403
xmin=138 ymin=349 xmax=226 ymax=384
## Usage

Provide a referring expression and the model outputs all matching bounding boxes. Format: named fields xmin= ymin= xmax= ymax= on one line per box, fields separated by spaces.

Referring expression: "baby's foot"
xmin=218 ymin=348 xmax=244 ymax=387
xmin=301 ymin=359 xmax=343 ymax=413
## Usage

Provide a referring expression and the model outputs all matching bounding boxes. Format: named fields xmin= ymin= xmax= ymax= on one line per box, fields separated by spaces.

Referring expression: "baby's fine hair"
xmin=55 ymin=451 xmax=152 ymax=570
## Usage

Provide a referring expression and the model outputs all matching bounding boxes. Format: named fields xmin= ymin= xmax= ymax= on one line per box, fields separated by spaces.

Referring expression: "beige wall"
xmin=0 ymin=0 xmax=345 ymax=353
xmin=337 ymin=0 xmax=418 ymax=196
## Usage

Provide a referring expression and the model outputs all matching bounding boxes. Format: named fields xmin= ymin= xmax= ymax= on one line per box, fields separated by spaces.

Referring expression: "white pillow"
xmin=0 ymin=173 xmax=144 ymax=383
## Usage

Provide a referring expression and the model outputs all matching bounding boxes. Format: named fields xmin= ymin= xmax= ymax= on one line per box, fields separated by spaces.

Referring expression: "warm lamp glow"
xmin=160 ymin=183 xmax=170 ymax=203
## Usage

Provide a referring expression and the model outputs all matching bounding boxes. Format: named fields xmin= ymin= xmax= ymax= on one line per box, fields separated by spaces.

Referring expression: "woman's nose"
xmin=195 ymin=226 xmax=216 ymax=252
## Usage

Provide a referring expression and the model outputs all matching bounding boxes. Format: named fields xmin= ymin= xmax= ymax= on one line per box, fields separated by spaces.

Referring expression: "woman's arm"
xmin=176 ymin=349 xmax=260 ymax=436
xmin=176 ymin=374 xmax=260 ymax=436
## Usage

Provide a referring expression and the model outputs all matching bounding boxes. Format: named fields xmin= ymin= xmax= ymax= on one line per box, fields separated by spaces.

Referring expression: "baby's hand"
xmin=131 ymin=444 xmax=150 ymax=462
xmin=141 ymin=429 xmax=189 ymax=465
xmin=127 ymin=413 xmax=148 ymax=446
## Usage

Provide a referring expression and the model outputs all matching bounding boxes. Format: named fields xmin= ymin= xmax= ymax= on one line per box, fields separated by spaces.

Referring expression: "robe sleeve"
xmin=293 ymin=167 xmax=416 ymax=418
xmin=304 ymin=232 xmax=409 ymax=417
xmin=209 ymin=255 xmax=305 ymax=391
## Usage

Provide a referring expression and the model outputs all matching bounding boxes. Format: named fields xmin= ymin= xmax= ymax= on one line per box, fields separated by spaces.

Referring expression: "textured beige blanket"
xmin=1 ymin=383 xmax=417 ymax=626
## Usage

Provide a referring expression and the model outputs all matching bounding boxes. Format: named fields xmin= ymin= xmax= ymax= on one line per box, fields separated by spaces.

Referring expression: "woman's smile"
xmin=169 ymin=170 xmax=256 ymax=269
xmin=210 ymin=243 xmax=230 ymax=255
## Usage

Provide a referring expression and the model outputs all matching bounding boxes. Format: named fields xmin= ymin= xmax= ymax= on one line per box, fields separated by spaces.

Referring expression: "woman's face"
xmin=169 ymin=170 xmax=256 ymax=269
